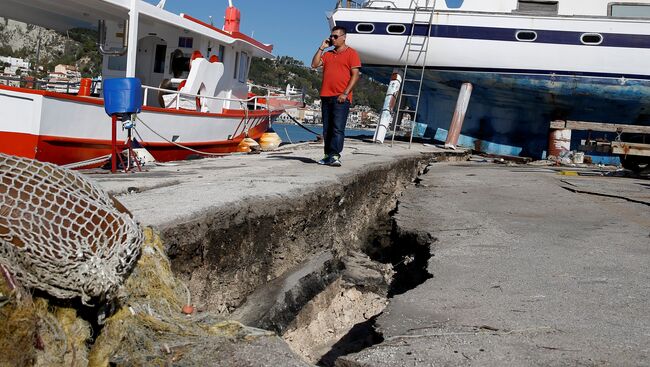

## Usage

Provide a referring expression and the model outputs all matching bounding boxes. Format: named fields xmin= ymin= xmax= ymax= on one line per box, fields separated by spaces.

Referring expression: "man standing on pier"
xmin=311 ymin=26 xmax=361 ymax=167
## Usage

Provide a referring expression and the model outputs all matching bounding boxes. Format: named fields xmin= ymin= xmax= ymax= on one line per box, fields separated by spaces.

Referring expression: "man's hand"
xmin=320 ymin=39 xmax=331 ymax=50
xmin=337 ymin=93 xmax=348 ymax=103
xmin=311 ymin=39 xmax=330 ymax=68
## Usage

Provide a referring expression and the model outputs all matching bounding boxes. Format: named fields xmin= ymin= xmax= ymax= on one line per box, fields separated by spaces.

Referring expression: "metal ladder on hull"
xmin=391 ymin=0 xmax=436 ymax=148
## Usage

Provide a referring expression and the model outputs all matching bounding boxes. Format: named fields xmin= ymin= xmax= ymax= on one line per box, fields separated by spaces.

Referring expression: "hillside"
xmin=249 ymin=56 xmax=386 ymax=111
xmin=0 ymin=18 xmax=102 ymax=77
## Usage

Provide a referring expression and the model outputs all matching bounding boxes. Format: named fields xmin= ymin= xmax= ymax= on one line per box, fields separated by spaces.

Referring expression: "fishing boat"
xmin=330 ymin=0 xmax=650 ymax=158
xmin=0 ymin=0 xmax=299 ymax=167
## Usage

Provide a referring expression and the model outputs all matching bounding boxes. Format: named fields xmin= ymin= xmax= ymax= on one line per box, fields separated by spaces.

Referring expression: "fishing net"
xmin=0 ymin=153 xmax=143 ymax=303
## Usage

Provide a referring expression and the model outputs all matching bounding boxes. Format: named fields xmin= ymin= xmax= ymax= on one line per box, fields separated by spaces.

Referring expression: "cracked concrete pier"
xmin=339 ymin=163 xmax=650 ymax=367
xmin=86 ymin=139 xmax=467 ymax=365
xmin=89 ymin=140 xmax=649 ymax=366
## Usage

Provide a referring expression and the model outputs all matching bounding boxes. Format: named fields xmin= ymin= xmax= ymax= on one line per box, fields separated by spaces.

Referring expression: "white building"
xmin=0 ymin=56 xmax=30 ymax=69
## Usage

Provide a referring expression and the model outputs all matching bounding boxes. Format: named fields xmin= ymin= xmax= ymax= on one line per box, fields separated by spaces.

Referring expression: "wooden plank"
xmin=550 ymin=120 xmax=567 ymax=129
xmin=611 ymin=142 xmax=650 ymax=157
xmin=564 ymin=120 xmax=650 ymax=134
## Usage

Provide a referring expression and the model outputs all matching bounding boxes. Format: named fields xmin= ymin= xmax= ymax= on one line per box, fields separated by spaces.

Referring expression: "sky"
xmin=144 ymin=1 xmax=337 ymax=65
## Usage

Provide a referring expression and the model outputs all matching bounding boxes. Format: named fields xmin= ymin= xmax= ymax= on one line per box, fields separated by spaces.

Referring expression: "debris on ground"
xmin=1 ymin=228 xmax=308 ymax=367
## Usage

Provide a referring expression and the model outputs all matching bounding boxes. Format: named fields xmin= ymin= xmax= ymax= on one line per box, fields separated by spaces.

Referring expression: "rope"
xmin=286 ymin=114 xmax=322 ymax=137
xmin=61 ymin=154 xmax=112 ymax=170
xmin=135 ymin=116 xmax=240 ymax=157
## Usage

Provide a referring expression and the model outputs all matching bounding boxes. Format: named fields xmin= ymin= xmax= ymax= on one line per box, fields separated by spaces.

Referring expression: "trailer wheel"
xmin=620 ymin=156 xmax=649 ymax=173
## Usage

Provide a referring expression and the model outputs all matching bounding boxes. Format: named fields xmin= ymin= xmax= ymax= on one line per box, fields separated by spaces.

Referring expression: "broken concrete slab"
xmin=339 ymin=163 xmax=650 ymax=366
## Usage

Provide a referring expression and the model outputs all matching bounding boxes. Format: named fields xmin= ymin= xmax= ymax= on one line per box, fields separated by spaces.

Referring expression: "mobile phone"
xmin=326 ymin=39 xmax=332 ymax=46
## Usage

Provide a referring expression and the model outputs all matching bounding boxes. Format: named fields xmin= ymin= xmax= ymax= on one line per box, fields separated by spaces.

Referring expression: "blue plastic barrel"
xmin=103 ymin=78 xmax=143 ymax=116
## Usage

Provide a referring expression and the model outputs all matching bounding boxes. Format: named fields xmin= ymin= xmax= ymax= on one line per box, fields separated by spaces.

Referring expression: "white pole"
xmin=126 ymin=0 xmax=139 ymax=78
xmin=445 ymin=82 xmax=473 ymax=149
xmin=373 ymin=69 xmax=402 ymax=143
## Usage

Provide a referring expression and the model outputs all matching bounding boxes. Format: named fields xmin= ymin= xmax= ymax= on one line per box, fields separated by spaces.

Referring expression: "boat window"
xmin=107 ymin=55 xmax=127 ymax=71
xmin=515 ymin=0 xmax=558 ymax=15
xmin=581 ymin=33 xmax=603 ymax=45
xmin=356 ymin=23 xmax=375 ymax=33
xmin=218 ymin=45 xmax=226 ymax=63
xmin=153 ymin=44 xmax=167 ymax=73
xmin=178 ymin=37 xmax=193 ymax=48
xmin=239 ymin=52 xmax=249 ymax=83
xmin=609 ymin=4 xmax=650 ymax=18
xmin=387 ymin=24 xmax=406 ymax=34
xmin=516 ymin=30 xmax=537 ymax=42
xmin=234 ymin=51 xmax=240 ymax=79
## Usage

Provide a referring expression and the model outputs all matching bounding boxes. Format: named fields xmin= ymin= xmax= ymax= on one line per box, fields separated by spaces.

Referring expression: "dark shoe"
xmin=318 ymin=154 xmax=330 ymax=165
xmin=328 ymin=155 xmax=342 ymax=167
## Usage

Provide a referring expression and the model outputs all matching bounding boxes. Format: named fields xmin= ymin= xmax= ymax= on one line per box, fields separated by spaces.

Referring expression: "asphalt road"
xmin=340 ymin=163 xmax=650 ymax=367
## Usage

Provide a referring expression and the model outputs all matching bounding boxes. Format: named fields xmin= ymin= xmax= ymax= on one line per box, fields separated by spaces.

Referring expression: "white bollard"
xmin=374 ymin=69 xmax=403 ymax=143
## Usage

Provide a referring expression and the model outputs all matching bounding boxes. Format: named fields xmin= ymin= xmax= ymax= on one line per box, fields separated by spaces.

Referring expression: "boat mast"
xmin=126 ymin=0 xmax=140 ymax=77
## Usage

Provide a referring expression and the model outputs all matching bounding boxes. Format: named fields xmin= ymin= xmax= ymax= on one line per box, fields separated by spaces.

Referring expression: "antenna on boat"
xmin=228 ymin=0 xmax=234 ymax=7
xmin=156 ymin=0 xmax=167 ymax=9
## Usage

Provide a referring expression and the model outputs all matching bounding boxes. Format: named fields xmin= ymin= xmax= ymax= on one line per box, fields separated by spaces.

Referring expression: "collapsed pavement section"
xmin=94 ymin=140 xmax=468 ymax=365
xmin=338 ymin=162 xmax=650 ymax=366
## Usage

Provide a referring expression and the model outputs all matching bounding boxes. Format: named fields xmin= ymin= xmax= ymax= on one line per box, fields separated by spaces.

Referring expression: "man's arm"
xmin=337 ymin=68 xmax=361 ymax=103
xmin=311 ymin=39 xmax=330 ymax=68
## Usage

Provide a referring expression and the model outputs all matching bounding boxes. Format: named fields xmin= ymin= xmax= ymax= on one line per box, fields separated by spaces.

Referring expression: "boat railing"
xmin=336 ymin=0 xmax=431 ymax=9
xmin=248 ymin=83 xmax=284 ymax=95
xmin=0 ymin=75 xmax=102 ymax=95
xmin=141 ymin=84 xmax=301 ymax=114
xmin=0 ymin=75 xmax=48 ymax=90
xmin=337 ymin=0 xmax=400 ymax=9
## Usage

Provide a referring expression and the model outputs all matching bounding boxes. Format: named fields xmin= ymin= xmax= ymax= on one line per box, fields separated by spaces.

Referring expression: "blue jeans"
xmin=321 ymin=97 xmax=350 ymax=156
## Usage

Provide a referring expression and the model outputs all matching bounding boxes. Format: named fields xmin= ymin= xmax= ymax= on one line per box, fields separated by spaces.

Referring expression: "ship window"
xmin=516 ymin=30 xmax=537 ymax=42
xmin=107 ymin=55 xmax=127 ymax=71
xmin=234 ymin=51 xmax=239 ymax=79
xmin=218 ymin=45 xmax=226 ymax=63
xmin=356 ymin=23 xmax=375 ymax=33
xmin=387 ymin=24 xmax=406 ymax=34
xmin=178 ymin=37 xmax=193 ymax=48
xmin=238 ymin=51 xmax=249 ymax=83
xmin=516 ymin=1 xmax=558 ymax=15
xmin=581 ymin=33 xmax=603 ymax=45
xmin=153 ymin=44 xmax=167 ymax=73
xmin=610 ymin=4 xmax=650 ymax=19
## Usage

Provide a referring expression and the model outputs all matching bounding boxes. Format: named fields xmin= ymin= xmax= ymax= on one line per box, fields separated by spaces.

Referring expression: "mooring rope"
xmin=61 ymin=154 xmax=112 ymax=170
xmin=135 ymin=116 xmax=238 ymax=157
xmin=286 ymin=114 xmax=322 ymax=138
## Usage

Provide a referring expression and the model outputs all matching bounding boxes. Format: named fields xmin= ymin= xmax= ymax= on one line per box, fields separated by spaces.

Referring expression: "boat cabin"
xmin=1 ymin=0 xmax=274 ymax=112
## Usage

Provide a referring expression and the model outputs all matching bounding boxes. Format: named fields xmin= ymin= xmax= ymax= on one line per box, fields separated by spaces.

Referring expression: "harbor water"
xmin=272 ymin=122 xmax=375 ymax=144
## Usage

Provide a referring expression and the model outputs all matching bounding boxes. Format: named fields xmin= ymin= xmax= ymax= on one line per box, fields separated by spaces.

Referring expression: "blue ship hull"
xmin=364 ymin=66 xmax=650 ymax=158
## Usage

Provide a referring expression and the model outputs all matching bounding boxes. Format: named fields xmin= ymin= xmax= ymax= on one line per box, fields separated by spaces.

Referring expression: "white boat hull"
xmin=331 ymin=6 xmax=650 ymax=157
xmin=0 ymin=85 xmax=276 ymax=166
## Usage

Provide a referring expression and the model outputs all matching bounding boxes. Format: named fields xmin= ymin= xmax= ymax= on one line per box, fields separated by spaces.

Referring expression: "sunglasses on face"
xmin=329 ymin=34 xmax=343 ymax=39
